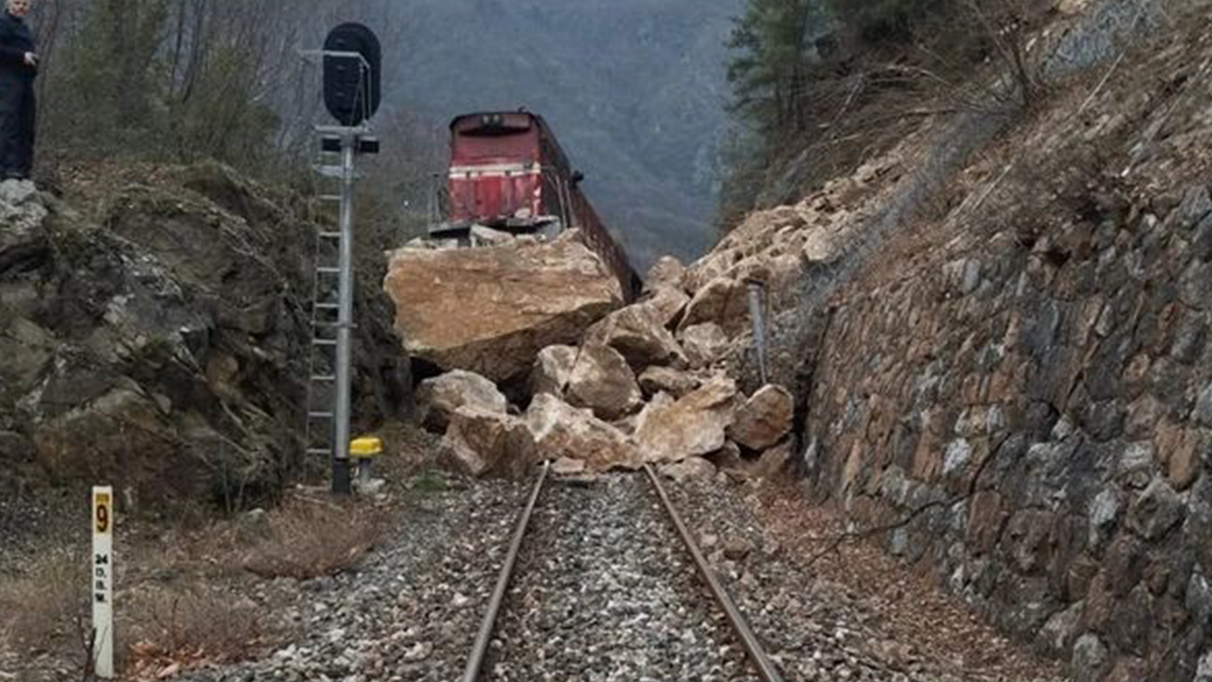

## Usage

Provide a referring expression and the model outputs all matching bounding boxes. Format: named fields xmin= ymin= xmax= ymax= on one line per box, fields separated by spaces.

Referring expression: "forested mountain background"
xmin=393 ymin=0 xmax=744 ymax=269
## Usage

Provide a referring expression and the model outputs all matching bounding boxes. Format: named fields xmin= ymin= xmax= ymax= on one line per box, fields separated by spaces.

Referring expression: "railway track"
xmin=459 ymin=462 xmax=788 ymax=682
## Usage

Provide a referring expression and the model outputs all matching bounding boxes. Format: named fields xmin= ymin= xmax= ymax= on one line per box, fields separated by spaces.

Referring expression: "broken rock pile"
xmin=408 ymin=252 xmax=799 ymax=483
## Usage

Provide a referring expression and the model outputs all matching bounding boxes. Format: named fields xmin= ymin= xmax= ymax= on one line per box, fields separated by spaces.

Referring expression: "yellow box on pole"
xmin=350 ymin=436 xmax=383 ymax=459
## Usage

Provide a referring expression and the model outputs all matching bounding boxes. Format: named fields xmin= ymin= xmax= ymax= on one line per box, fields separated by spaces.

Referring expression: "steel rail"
xmin=643 ymin=463 xmax=788 ymax=682
xmin=460 ymin=461 xmax=550 ymax=682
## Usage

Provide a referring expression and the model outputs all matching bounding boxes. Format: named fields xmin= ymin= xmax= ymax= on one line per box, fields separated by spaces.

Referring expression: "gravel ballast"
xmin=172 ymin=480 xmax=531 ymax=682
xmin=157 ymin=471 xmax=1066 ymax=682
xmin=486 ymin=475 xmax=760 ymax=682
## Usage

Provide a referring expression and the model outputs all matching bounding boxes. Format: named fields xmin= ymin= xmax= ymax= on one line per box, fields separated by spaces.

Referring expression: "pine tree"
xmin=726 ymin=0 xmax=829 ymax=134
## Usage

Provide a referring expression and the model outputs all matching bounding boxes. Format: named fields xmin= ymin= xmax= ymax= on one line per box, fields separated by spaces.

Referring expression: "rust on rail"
xmin=460 ymin=460 xmax=550 ymax=682
xmin=643 ymin=463 xmax=788 ymax=682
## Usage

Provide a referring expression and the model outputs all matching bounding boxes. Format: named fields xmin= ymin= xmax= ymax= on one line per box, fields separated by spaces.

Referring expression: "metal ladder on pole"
xmin=297 ymin=35 xmax=380 ymax=495
xmin=303 ymin=147 xmax=348 ymax=469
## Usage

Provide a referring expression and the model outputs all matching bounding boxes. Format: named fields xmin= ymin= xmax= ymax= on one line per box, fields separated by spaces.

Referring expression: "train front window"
xmin=453 ymin=130 xmax=538 ymax=163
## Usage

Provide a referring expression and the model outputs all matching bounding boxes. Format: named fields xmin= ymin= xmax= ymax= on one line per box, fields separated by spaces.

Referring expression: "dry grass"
xmin=123 ymin=585 xmax=268 ymax=678
xmin=241 ymin=495 xmax=385 ymax=580
xmin=0 ymin=547 xmax=88 ymax=652
xmin=0 ymin=485 xmax=393 ymax=678
xmin=0 ymin=619 xmax=14 ymax=658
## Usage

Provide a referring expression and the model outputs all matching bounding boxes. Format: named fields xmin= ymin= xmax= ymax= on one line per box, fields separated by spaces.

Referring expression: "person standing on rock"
xmin=0 ymin=0 xmax=37 ymax=181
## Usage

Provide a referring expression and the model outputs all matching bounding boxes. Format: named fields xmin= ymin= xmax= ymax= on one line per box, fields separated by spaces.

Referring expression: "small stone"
xmin=1166 ymin=185 xmax=1212 ymax=230
xmin=1127 ymin=478 xmax=1185 ymax=540
xmin=353 ymin=478 xmax=386 ymax=496
xmin=530 ymin=345 xmax=578 ymax=398
xmin=727 ymin=384 xmax=794 ymax=451
xmin=1197 ymin=649 xmax=1212 ymax=682
xmin=1088 ymin=487 xmax=1121 ymax=548
xmin=1118 ymin=442 xmax=1155 ymax=476
xmin=658 ymin=456 xmax=718 ymax=483
xmin=637 ymin=366 xmax=700 ymax=399
xmin=1194 ymin=384 xmax=1212 ymax=428
xmin=890 ymin=528 xmax=909 ymax=556
xmin=645 ymin=256 xmax=686 ymax=292
xmin=679 ymin=322 xmax=732 ymax=369
xmin=723 ymin=537 xmax=752 ymax=561
xmin=942 ymin=439 xmax=971 ymax=478
xmin=1187 ymin=570 xmax=1212 ymax=631
xmin=402 ymin=641 xmax=433 ymax=662
xmin=564 ymin=343 xmax=643 ymax=421
xmin=416 ymin=370 xmax=508 ymax=432
xmin=1180 ymin=262 xmax=1212 ymax=311
xmin=551 ymin=457 xmax=587 ymax=476
xmin=1071 ymin=634 xmax=1111 ymax=682
xmin=1038 ymin=602 xmax=1082 ymax=656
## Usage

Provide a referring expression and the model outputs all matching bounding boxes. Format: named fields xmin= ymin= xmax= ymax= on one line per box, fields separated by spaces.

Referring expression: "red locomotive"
xmin=429 ymin=111 xmax=642 ymax=301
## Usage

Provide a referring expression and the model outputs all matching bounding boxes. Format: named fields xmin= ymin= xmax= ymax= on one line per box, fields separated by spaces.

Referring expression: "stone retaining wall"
xmin=803 ymin=185 xmax=1212 ymax=681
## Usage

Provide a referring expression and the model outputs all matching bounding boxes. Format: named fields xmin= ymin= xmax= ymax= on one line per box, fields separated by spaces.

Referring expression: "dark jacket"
xmin=0 ymin=11 xmax=35 ymax=81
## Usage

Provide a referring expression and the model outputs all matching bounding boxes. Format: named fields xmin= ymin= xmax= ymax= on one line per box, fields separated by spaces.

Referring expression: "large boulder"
xmin=728 ymin=384 xmax=794 ymax=451
xmin=584 ymin=304 xmax=687 ymax=370
xmin=565 ymin=344 xmax=644 ymax=421
xmin=384 ymin=229 xmax=623 ymax=382
xmin=645 ymin=256 xmax=686 ymax=292
xmin=416 ymin=370 xmax=508 ymax=432
xmin=634 ymin=376 xmax=739 ymax=463
xmin=525 ymin=393 xmax=642 ymax=472
xmin=529 ymin=345 xmax=578 ymax=397
xmin=678 ymin=276 xmax=750 ymax=336
xmin=751 ymin=440 xmax=795 ymax=482
xmin=680 ymin=322 xmax=732 ymax=369
xmin=442 ymin=406 xmax=535 ymax=478
xmin=640 ymin=286 xmax=691 ymax=330
xmin=638 ymin=366 xmax=701 ymax=399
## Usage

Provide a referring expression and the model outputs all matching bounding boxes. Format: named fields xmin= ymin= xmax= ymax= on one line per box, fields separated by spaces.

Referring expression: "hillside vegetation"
xmin=720 ymin=0 xmax=1054 ymax=229
xmin=31 ymin=0 xmax=441 ymax=248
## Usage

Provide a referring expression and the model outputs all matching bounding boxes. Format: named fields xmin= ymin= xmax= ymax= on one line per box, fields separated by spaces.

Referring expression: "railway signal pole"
xmin=302 ymin=24 xmax=381 ymax=495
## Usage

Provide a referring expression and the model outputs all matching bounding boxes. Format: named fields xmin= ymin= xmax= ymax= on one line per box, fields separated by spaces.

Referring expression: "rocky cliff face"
xmin=807 ymin=184 xmax=1211 ymax=681
xmin=779 ymin=3 xmax=1212 ymax=680
xmin=0 ymin=164 xmax=407 ymax=506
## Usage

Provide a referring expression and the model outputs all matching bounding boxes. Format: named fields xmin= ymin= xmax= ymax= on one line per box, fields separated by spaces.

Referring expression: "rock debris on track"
xmin=485 ymin=475 xmax=759 ymax=682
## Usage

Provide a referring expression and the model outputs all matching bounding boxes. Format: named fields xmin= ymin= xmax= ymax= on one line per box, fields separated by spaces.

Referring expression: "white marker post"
xmin=91 ymin=486 xmax=114 ymax=679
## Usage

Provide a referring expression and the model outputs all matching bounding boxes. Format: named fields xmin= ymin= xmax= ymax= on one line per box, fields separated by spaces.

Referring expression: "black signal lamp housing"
xmin=323 ymin=23 xmax=382 ymax=126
